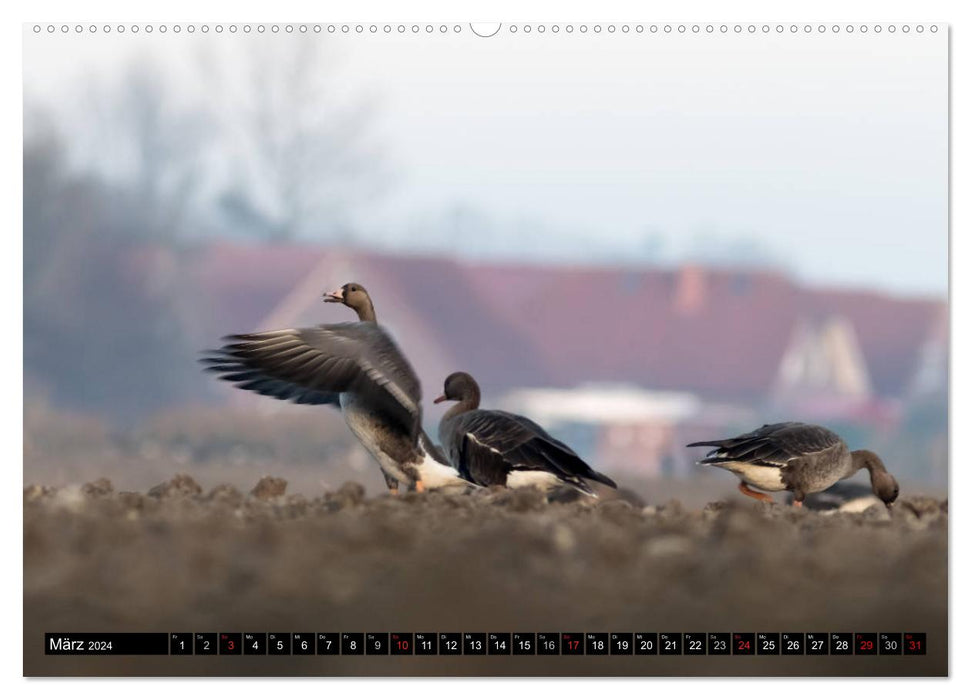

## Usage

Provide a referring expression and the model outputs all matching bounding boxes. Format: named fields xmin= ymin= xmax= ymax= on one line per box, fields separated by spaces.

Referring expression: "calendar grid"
xmin=44 ymin=632 xmax=927 ymax=656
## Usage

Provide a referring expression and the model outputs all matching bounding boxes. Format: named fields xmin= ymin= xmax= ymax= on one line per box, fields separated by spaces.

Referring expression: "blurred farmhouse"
xmin=157 ymin=243 xmax=947 ymax=483
xmin=21 ymin=52 xmax=947 ymax=487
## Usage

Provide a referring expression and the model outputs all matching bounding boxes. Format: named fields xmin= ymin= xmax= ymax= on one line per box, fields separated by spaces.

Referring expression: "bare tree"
xmin=211 ymin=38 xmax=389 ymax=241
xmin=66 ymin=60 xmax=214 ymax=240
xmin=24 ymin=124 xmax=205 ymax=423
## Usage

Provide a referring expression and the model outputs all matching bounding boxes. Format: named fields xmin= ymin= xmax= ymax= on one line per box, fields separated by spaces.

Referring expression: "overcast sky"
xmin=23 ymin=25 xmax=948 ymax=296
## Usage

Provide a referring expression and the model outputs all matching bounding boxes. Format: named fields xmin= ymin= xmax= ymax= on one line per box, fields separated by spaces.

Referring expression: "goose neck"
xmin=355 ymin=301 xmax=377 ymax=323
xmin=443 ymin=395 xmax=479 ymax=421
xmin=850 ymin=449 xmax=885 ymax=477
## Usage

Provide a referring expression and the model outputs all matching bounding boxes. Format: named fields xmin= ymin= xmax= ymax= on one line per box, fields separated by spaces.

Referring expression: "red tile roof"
xmin=185 ymin=242 xmax=945 ymax=401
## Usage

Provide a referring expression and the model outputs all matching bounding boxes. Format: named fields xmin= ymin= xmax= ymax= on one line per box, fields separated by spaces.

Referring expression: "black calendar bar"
xmin=44 ymin=632 xmax=927 ymax=656
xmin=46 ymin=633 xmax=169 ymax=655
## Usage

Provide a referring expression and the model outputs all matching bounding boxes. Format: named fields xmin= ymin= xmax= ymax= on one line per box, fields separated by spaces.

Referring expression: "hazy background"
xmin=22 ymin=25 xmax=948 ymax=497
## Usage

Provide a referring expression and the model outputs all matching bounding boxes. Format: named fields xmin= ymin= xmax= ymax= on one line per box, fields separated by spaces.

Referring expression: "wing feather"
xmin=442 ymin=410 xmax=615 ymax=489
xmin=688 ymin=422 xmax=842 ymax=468
xmin=201 ymin=322 xmax=422 ymax=438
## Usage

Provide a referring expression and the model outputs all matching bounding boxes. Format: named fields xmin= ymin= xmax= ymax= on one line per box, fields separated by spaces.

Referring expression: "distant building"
xmin=181 ymin=243 xmax=946 ymax=478
xmin=907 ymin=303 xmax=949 ymax=400
xmin=773 ymin=315 xmax=873 ymax=401
xmin=499 ymin=385 xmax=693 ymax=477
xmin=186 ymin=243 xmax=945 ymax=404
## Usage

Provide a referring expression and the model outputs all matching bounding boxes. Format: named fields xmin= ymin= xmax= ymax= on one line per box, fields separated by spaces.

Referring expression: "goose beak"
xmin=433 ymin=395 xmax=447 ymax=404
xmin=323 ymin=288 xmax=344 ymax=303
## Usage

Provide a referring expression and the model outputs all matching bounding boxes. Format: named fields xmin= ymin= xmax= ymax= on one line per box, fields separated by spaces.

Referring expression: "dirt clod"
xmin=250 ymin=476 xmax=287 ymax=500
xmin=147 ymin=473 xmax=202 ymax=499
xmin=82 ymin=477 xmax=113 ymax=497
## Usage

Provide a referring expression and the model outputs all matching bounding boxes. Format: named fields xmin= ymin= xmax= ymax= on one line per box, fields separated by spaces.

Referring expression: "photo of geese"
xmin=201 ymin=282 xmax=470 ymax=494
xmin=687 ymin=422 xmax=900 ymax=508
xmin=22 ymin=22 xmax=948 ymax=677
xmin=435 ymin=371 xmax=618 ymax=496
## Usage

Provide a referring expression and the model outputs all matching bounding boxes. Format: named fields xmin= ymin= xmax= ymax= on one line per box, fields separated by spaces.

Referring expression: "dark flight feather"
xmin=687 ymin=422 xmax=842 ymax=468
xmin=442 ymin=409 xmax=617 ymax=492
xmin=201 ymin=322 xmax=423 ymax=440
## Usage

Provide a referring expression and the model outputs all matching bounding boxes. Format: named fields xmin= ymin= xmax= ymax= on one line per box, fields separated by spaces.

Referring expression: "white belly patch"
xmin=341 ymin=394 xmax=471 ymax=490
xmin=414 ymin=452 xmax=470 ymax=490
xmin=720 ymin=461 xmax=787 ymax=492
xmin=506 ymin=470 xmax=563 ymax=490
xmin=340 ymin=394 xmax=411 ymax=484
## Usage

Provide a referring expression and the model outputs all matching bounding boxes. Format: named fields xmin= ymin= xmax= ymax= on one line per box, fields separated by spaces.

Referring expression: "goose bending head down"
xmin=434 ymin=371 xmax=618 ymax=497
xmin=202 ymin=281 xmax=471 ymax=495
xmin=851 ymin=449 xmax=900 ymax=508
xmin=687 ymin=422 xmax=900 ymax=509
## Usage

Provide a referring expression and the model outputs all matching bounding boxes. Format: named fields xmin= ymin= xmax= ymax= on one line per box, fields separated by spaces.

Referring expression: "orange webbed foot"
xmin=738 ymin=482 xmax=774 ymax=504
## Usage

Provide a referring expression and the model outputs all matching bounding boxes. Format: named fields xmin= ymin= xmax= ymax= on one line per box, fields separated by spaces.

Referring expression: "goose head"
xmin=871 ymin=469 xmax=901 ymax=508
xmin=852 ymin=449 xmax=900 ymax=508
xmin=323 ymin=282 xmax=376 ymax=322
xmin=434 ymin=371 xmax=481 ymax=410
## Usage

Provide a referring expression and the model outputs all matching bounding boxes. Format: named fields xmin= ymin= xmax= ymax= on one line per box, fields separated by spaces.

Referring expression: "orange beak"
xmin=433 ymin=395 xmax=447 ymax=404
xmin=323 ymin=288 xmax=344 ymax=303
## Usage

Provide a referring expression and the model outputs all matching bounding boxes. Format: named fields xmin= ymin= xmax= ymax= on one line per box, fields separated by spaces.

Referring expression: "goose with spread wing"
xmin=687 ymin=421 xmax=899 ymax=508
xmin=202 ymin=282 xmax=469 ymax=494
xmin=434 ymin=372 xmax=618 ymax=496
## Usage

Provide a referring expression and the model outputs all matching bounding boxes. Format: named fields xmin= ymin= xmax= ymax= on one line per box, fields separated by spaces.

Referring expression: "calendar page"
xmin=22 ymin=20 xmax=947 ymax=677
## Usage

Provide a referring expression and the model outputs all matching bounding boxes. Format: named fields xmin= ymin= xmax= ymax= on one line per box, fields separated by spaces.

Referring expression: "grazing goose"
xmin=434 ymin=372 xmax=618 ymax=496
xmin=687 ymin=422 xmax=900 ymax=508
xmin=202 ymin=282 xmax=469 ymax=494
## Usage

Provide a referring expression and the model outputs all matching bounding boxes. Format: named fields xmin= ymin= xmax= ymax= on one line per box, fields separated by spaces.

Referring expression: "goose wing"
xmin=687 ymin=422 xmax=842 ymax=468
xmin=444 ymin=410 xmax=615 ymax=489
xmin=202 ymin=322 xmax=422 ymax=439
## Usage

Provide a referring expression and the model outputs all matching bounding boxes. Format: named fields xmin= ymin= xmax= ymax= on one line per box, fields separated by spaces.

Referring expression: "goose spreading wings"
xmin=202 ymin=282 xmax=467 ymax=494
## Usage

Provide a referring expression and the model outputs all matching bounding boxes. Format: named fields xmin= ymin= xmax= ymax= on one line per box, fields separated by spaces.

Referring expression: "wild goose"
xmin=687 ymin=422 xmax=900 ymax=508
xmin=202 ymin=282 xmax=469 ymax=494
xmin=435 ymin=371 xmax=618 ymax=496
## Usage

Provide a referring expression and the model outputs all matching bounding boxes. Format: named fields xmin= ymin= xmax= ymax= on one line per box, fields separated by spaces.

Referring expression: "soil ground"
xmin=23 ymin=474 xmax=947 ymax=677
